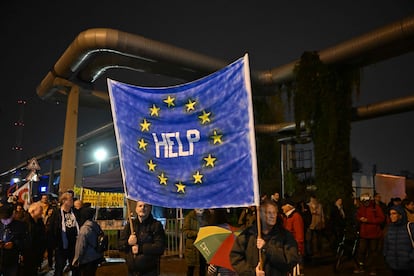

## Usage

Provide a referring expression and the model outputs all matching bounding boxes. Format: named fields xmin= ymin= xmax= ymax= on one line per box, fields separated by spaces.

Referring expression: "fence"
xmin=100 ymin=217 xmax=185 ymax=258
xmin=164 ymin=217 xmax=184 ymax=257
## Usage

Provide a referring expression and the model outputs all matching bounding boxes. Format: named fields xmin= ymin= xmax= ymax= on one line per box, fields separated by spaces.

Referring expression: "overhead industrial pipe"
xmin=255 ymin=94 xmax=414 ymax=134
xmin=37 ymin=14 xmax=414 ymax=104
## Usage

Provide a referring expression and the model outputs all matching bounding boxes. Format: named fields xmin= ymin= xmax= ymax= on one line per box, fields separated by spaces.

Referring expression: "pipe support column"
xmin=59 ymin=81 xmax=79 ymax=194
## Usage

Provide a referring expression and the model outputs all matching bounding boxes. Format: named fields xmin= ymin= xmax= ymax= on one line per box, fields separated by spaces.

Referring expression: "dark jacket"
xmin=329 ymin=204 xmax=346 ymax=232
xmin=182 ymin=209 xmax=212 ymax=266
xmin=0 ymin=219 xmax=26 ymax=270
xmin=119 ymin=214 xmax=165 ymax=275
xmin=230 ymin=222 xmax=299 ymax=276
xmin=383 ymin=205 xmax=414 ymax=271
xmin=22 ymin=215 xmax=47 ymax=274
xmin=48 ymin=207 xmax=79 ymax=250
xmin=72 ymin=220 xmax=104 ymax=265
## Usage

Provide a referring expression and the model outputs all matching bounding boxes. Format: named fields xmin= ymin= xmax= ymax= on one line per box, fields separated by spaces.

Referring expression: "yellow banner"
xmin=73 ymin=187 xmax=124 ymax=208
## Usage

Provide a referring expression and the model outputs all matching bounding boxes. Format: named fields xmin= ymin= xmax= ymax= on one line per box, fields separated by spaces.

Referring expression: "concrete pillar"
xmin=60 ymin=84 xmax=79 ymax=193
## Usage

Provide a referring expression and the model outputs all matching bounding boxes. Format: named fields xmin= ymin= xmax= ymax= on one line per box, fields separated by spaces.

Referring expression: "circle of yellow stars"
xmin=136 ymin=95 xmax=224 ymax=194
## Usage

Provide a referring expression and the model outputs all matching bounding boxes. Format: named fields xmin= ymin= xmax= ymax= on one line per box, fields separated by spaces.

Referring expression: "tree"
xmin=291 ymin=51 xmax=360 ymax=213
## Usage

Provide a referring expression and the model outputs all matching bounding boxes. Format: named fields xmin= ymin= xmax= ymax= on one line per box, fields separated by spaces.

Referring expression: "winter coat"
xmin=383 ymin=205 xmax=414 ymax=271
xmin=48 ymin=207 xmax=80 ymax=250
xmin=119 ymin=214 xmax=165 ymax=275
xmin=356 ymin=200 xmax=385 ymax=239
xmin=22 ymin=215 xmax=47 ymax=274
xmin=230 ymin=222 xmax=299 ymax=276
xmin=283 ymin=209 xmax=305 ymax=255
xmin=72 ymin=220 xmax=104 ymax=265
xmin=328 ymin=204 xmax=346 ymax=233
xmin=0 ymin=219 xmax=26 ymax=270
xmin=308 ymin=202 xmax=325 ymax=230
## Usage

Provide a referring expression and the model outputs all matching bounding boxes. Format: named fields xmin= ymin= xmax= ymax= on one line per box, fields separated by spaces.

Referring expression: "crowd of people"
xmin=1 ymin=189 xmax=414 ymax=276
xmin=181 ymin=191 xmax=414 ymax=276
xmin=0 ymin=191 xmax=107 ymax=276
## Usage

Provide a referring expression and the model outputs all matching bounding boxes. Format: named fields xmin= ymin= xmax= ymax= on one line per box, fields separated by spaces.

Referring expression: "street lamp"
xmin=94 ymin=148 xmax=108 ymax=174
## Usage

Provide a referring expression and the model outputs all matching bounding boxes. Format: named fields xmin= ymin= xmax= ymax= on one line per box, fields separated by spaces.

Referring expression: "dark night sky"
xmin=1 ymin=0 xmax=413 ymax=176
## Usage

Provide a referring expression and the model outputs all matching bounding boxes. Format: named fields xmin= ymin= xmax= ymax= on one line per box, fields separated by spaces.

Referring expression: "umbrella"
xmin=194 ymin=224 xmax=242 ymax=271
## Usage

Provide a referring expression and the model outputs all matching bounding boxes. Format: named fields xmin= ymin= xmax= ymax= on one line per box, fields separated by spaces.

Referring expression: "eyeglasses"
xmin=389 ymin=211 xmax=399 ymax=215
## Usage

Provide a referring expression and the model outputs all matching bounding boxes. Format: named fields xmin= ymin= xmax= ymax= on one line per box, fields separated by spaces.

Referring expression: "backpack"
xmin=95 ymin=225 xmax=109 ymax=253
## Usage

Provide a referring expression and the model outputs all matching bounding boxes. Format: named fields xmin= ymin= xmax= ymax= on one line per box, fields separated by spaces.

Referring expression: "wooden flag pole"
xmin=256 ymin=204 xmax=263 ymax=270
xmin=126 ymin=198 xmax=134 ymax=234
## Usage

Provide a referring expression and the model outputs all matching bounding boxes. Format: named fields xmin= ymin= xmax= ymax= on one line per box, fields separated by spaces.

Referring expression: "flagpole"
xmin=6 ymin=183 xmax=17 ymax=197
xmin=28 ymin=180 xmax=33 ymax=206
xmin=80 ymin=187 xmax=84 ymax=201
xmin=126 ymin=198 xmax=134 ymax=234
xmin=256 ymin=204 xmax=263 ymax=270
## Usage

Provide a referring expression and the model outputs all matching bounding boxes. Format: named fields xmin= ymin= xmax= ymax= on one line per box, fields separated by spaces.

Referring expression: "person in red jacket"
xmin=281 ymin=198 xmax=305 ymax=273
xmin=354 ymin=193 xmax=385 ymax=275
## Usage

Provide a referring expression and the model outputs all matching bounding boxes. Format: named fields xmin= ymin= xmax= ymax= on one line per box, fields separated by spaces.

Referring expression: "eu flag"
xmin=108 ymin=54 xmax=259 ymax=208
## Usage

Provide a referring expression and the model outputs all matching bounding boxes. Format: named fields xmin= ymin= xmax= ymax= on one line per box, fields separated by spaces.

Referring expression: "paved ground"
xmin=97 ymin=255 xmax=392 ymax=276
xmin=38 ymin=253 xmax=393 ymax=276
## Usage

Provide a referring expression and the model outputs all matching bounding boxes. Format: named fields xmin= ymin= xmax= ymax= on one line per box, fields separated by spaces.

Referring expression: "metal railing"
xmin=163 ymin=218 xmax=184 ymax=258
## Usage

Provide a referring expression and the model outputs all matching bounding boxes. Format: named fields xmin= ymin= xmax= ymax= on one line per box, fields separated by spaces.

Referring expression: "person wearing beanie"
xmin=72 ymin=207 xmax=105 ymax=276
xmin=383 ymin=205 xmax=414 ymax=275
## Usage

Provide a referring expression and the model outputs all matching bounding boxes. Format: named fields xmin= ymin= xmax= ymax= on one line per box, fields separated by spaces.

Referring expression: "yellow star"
xmin=137 ymin=138 xmax=148 ymax=150
xmin=175 ymin=182 xmax=186 ymax=193
xmin=193 ymin=171 xmax=203 ymax=184
xmin=163 ymin=96 xmax=175 ymax=107
xmin=149 ymin=104 xmax=160 ymax=117
xmin=204 ymin=154 xmax=216 ymax=167
xmin=185 ymin=99 xmax=197 ymax=112
xmin=140 ymin=118 xmax=151 ymax=132
xmin=211 ymin=130 xmax=223 ymax=144
xmin=147 ymin=160 xmax=156 ymax=171
xmin=158 ymin=172 xmax=168 ymax=185
xmin=199 ymin=110 xmax=211 ymax=124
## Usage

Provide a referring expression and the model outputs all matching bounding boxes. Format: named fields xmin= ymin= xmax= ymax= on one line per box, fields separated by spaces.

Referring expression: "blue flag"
xmin=107 ymin=55 xmax=259 ymax=208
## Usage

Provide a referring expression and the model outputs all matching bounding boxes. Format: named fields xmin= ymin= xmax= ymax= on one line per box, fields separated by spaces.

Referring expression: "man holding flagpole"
xmin=119 ymin=201 xmax=165 ymax=276
xmin=230 ymin=199 xmax=299 ymax=275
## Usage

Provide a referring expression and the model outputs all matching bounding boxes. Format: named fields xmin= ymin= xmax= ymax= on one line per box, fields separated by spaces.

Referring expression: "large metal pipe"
xmin=37 ymin=15 xmax=414 ymax=103
xmin=37 ymin=28 xmax=228 ymax=102
xmin=258 ymin=14 xmax=414 ymax=86
xmin=255 ymin=94 xmax=414 ymax=134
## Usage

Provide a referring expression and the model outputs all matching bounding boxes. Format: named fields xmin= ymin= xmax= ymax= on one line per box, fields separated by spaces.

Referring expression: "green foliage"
xmin=284 ymin=170 xmax=300 ymax=197
xmin=292 ymin=51 xmax=360 ymax=211
xmin=253 ymin=94 xmax=285 ymax=196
